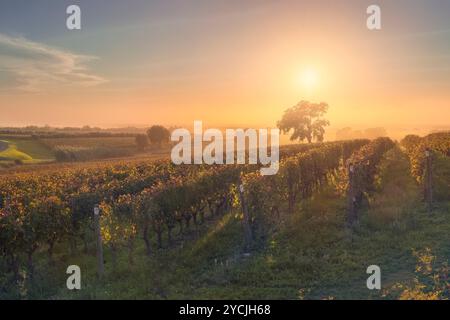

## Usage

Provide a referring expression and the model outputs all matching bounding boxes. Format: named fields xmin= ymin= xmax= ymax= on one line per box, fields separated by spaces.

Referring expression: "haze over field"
xmin=0 ymin=0 xmax=449 ymax=136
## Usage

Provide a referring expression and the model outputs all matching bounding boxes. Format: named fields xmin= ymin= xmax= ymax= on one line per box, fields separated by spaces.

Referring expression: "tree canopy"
xmin=147 ymin=125 xmax=170 ymax=147
xmin=277 ymin=101 xmax=330 ymax=143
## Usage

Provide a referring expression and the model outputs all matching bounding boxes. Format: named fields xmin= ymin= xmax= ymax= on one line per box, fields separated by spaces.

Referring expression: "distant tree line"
xmin=0 ymin=125 xmax=148 ymax=137
xmin=0 ymin=131 xmax=138 ymax=139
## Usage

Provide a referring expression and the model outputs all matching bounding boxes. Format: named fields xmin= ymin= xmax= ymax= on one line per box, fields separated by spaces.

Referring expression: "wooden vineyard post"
xmin=94 ymin=205 xmax=104 ymax=278
xmin=238 ymin=183 xmax=252 ymax=251
xmin=347 ymin=163 xmax=357 ymax=225
xmin=425 ymin=149 xmax=433 ymax=214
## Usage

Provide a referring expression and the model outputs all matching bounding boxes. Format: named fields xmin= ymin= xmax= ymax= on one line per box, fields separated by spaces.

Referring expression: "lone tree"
xmin=135 ymin=134 xmax=149 ymax=151
xmin=147 ymin=125 xmax=170 ymax=147
xmin=277 ymin=101 xmax=330 ymax=143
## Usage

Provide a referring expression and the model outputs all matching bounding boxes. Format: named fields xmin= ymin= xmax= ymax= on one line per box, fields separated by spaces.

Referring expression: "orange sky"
xmin=1 ymin=1 xmax=449 ymax=134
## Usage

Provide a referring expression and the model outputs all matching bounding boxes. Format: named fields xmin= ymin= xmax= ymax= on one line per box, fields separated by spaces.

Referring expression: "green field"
xmin=0 ymin=139 xmax=54 ymax=164
xmin=0 ymin=136 xmax=142 ymax=167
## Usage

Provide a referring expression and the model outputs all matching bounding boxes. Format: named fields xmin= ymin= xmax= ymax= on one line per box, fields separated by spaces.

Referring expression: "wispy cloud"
xmin=0 ymin=33 xmax=106 ymax=92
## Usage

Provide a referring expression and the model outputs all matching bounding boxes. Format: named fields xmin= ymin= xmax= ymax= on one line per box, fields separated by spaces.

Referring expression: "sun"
xmin=298 ymin=68 xmax=319 ymax=90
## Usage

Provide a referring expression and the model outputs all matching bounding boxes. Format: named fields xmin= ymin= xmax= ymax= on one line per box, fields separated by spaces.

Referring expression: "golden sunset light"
xmin=298 ymin=67 xmax=320 ymax=90
xmin=0 ymin=0 xmax=449 ymax=303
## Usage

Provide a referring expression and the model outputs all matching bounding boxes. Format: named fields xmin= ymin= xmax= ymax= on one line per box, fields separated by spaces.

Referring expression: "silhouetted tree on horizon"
xmin=147 ymin=125 xmax=170 ymax=148
xmin=277 ymin=101 xmax=330 ymax=143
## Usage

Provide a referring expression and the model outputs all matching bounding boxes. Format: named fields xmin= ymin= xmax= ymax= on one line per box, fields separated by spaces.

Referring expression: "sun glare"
xmin=299 ymin=68 xmax=319 ymax=90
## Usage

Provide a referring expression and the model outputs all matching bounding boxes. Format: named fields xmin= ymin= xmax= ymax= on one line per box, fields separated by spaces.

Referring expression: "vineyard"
xmin=0 ymin=135 xmax=449 ymax=299
xmin=401 ymin=132 xmax=450 ymax=206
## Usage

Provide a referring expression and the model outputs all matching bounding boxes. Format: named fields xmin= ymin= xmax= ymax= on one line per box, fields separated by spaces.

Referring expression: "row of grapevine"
xmin=0 ymin=143 xmax=301 ymax=277
xmin=239 ymin=139 xmax=371 ymax=246
xmin=401 ymin=131 xmax=450 ymax=210
xmin=401 ymin=132 xmax=450 ymax=182
xmin=0 ymin=140 xmax=373 ymax=280
xmin=98 ymin=165 xmax=245 ymax=264
xmin=0 ymin=160 xmax=198 ymax=276
xmin=91 ymin=142 xmax=362 ymax=267
xmin=345 ymin=137 xmax=395 ymax=223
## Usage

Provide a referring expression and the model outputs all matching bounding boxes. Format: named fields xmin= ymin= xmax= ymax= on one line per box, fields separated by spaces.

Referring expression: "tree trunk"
xmin=425 ymin=152 xmax=433 ymax=214
xmin=200 ymin=210 xmax=205 ymax=224
xmin=83 ymin=232 xmax=89 ymax=254
xmin=272 ymin=206 xmax=280 ymax=220
xmin=224 ymin=195 xmax=230 ymax=211
xmin=48 ymin=240 xmax=55 ymax=264
xmin=288 ymin=185 xmax=296 ymax=214
xmin=7 ymin=254 xmax=20 ymax=282
xmin=238 ymin=183 xmax=252 ymax=251
xmin=127 ymin=239 xmax=134 ymax=265
xmin=143 ymin=224 xmax=151 ymax=256
xmin=69 ymin=237 xmax=77 ymax=255
xmin=110 ymin=244 xmax=118 ymax=268
xmin=207 ymin=201 xmax=214 ymax=216
xmin=185 ymin=216 xmax=191 ymax=229
xmin=94 ymin=208 xmax=104 ymax=278
xmin=347 ymin=164 xmax=357 ymax=225
xmin=178 ymin=220 xmax=183 ymax=235
xmin=156 ymin=230 xmax=162 ymax=249
xmin=27 ymin=250 xmax=35 ymax=279
xmin=167 ymin=227 xmax=173 ymax=245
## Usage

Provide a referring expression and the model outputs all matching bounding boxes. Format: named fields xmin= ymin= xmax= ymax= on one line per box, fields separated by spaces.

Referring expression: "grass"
xmin=2 ymin=211 xmax=245 ymax=299
xmin=0 ymin=139 xmax=54 ymax=165
xmin=0 ymin=140 xmax=33 ymax=161
xmin=1 ymin=147 xmax=448 ymax=299
xmin=42 ymin=136 xmax=159 ymax=162
xmin=12 ymin=139 xmax=54 ymax=160
xmin=0 ymin=136 xmax=138 ymax=165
